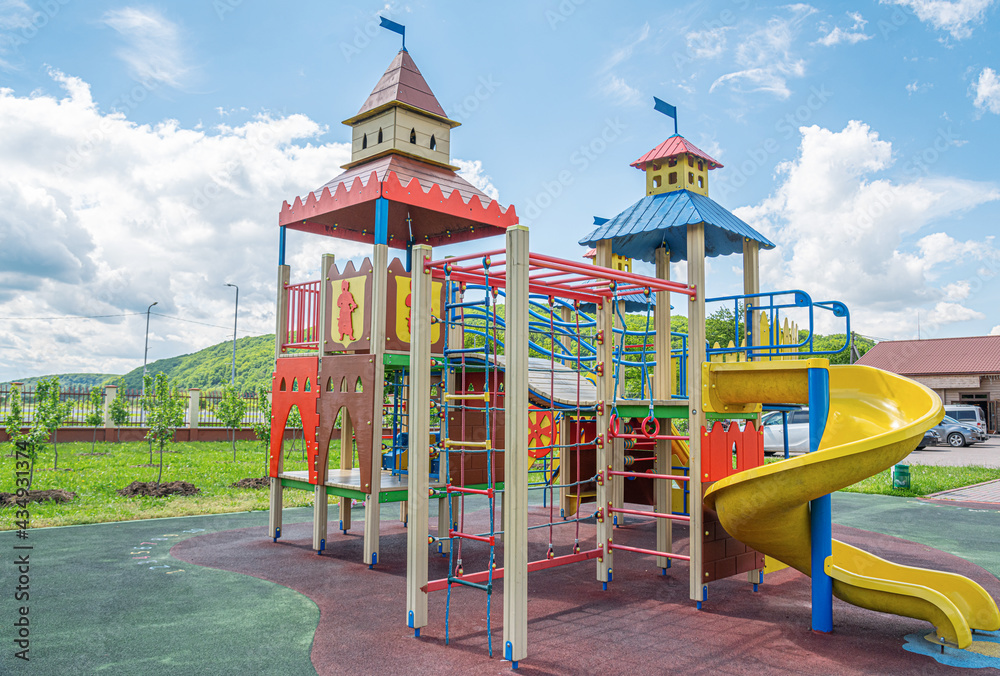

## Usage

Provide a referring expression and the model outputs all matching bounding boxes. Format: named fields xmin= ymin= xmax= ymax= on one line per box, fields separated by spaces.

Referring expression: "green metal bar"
xmin=449 ymin=577 xmax=492 ymax=592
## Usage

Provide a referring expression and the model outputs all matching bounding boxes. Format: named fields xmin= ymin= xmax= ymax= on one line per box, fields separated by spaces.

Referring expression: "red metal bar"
xmin=425 ymin=248 xmax=506 ymax=269
xmin=422 ymin=548 xmax=602 ymax=593
xmin=449 ymin=530 xmax=495 ymax=545
xmin=446 ymin=484 xmax=494 ymax=497
xmin=608 ymin=506 xmax=690 ymax=522
xmin=529 ymin=253 xmax=696 ymax=296
xmin=608 ymin=543 xmax=690 ymax=561
xmin=607 ymin=470 xmax=690 ymax=482
xmin=433 ymin=268 xmax=604 ymax=305
xmin=612 ymin=433 xmax=689 ymax=442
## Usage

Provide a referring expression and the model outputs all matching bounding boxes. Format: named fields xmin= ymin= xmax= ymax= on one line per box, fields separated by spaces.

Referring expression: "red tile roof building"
xmin=857 ymin=335 xmax=1000 ymax=432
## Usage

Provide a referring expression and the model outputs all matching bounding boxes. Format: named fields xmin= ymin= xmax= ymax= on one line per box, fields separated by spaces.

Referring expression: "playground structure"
xmin=265 ymin=41 xmax=1000 ymax=668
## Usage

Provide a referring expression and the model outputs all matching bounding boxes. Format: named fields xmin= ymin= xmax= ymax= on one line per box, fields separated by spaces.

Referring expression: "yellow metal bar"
xmin=443 ymin=439 xmax=491 ymax=450
xmin=443 ymin=392 xmax=490 ymax=402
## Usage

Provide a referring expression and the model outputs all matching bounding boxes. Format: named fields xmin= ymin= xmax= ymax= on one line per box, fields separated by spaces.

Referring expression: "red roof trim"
xmin=279 ymin=172 xmax=382 ymax=227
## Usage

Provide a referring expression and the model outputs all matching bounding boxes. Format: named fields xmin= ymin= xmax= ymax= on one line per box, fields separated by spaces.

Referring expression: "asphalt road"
xmin=903 ymin=434 xmax=1000 ymax=468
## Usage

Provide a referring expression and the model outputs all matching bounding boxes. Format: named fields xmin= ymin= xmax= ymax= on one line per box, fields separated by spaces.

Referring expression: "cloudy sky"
xmin=0 ymin=0 xmax=998 ymax=381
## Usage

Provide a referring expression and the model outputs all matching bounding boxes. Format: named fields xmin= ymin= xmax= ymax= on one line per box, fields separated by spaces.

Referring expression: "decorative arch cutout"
xmin=279 ymin=378 xmax=287 ymax=392
xmin=305 ymin=378 xmax=311 ymax=392
xmin=377 ymin=127 xmax=383 ymax=144
xmin=354 ymin=376 xmax=364 ymax=393
xmin=291 ymin=378 xmax=299 ymax=392
xmin=409 ymin=128 xmax=416 ymax=143
xmin=326 ymin=377 xmax=335 ymax=392
xmin=340 ymin=376 xmax=349 ymax=393
xmin=429 ymin=134 xmax=436 ymax=150
xmin=362 ymin=133 xmax=367 ymax=150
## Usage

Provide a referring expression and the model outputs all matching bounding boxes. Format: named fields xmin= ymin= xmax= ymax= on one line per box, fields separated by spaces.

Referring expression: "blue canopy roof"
xmin=578 ymin=190 xmax=775 ymax=264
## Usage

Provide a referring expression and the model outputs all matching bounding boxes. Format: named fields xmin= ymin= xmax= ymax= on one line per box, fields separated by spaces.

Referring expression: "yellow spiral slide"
xmin=702 ymin=362 xmax=1000 ymax=649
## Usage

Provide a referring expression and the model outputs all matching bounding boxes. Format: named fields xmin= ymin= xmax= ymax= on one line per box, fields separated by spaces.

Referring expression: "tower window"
xmin=652 ymin=175 xmax=662 ymax=188
xmin=668 ymin=172 xmax=678 ymax=185
xmin=698 ymin=176 xmax=704 ymax=189
xmin=430 ymin=134 xmax=436 ymax=150
xmin=377 ymin=128 xmax=383 ymax=144
xmin=667 ymin=158 xmax=677 ymax=167
xmin=362 ymin=133 xmax=367 ymax=149
xmin=652 ymin=162 xmax=661 ymax=171
xmin=688 ymin=172 xmax=694 ymax=184
xmin=688 ymin=156 xmax=694 ymax=167
xmin=410 ymin=128 xmax=416 ymax=144
xmin=698 ymin=161 xmax=704 ymax=171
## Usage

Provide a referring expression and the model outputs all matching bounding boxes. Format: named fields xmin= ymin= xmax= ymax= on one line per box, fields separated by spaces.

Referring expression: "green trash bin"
xmin=892 ymin=464 xmax=910 ymax=489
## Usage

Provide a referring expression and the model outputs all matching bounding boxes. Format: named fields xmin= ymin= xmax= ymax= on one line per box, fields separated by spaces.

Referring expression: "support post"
xmin=406 ymin=244 xmax=433 ymax=633
xmin=742 ymin=239 xmax=763 ymax=585
xmin=364 ymin=243 xmax=389 ymax=567
xmin=270 ymin=263 xmax=290 ymax=541
xmin=275 ymin=265 xmax=290 ymax=360
xmin=808 ymin=366 xmax=832 ymax=632
xmin=653 ymin=247 xmax=672 ymax=569
xmin=313 ymin=253 xmax=335 ymax=553
xmin=559 ymin=306 xmax=572 ymax=518
xmin=687 ymin=223 xmax=707 ymax=604
xmin=503 ymin=225 xmax=530 ymax=666
xmin=594 ymin=240 xmax=614 ymax=586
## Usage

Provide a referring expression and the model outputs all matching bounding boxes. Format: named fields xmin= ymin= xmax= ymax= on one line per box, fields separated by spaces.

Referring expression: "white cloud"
xmin=906 ymin=80 xmax=933 ymax=94
xmin=735 ymin=120 xmax=1000 ymax=338
xmin=991 ymin=324 xmax=1000 ymax=335
xmin=453 ymin=158 xmax=499 ymax=202
xmin=103 ymin=7 xmax=189 ymax=87
xmin=685 ymin=26 xmax=731 ymax=59
xmin=710 ymin=11 xmax=811 ymax=99
xmin=881 ymin=0 xmax=995 ymax=40
xmin=0 ymin=70 xmax=358 ymax=380
xmin=973 ymin=67 xmax=1000 ymax=114
xmin=814 ymin=11 xmax=872 ymax=46
xmin=601 ymin=75 xmax=643 ymax=105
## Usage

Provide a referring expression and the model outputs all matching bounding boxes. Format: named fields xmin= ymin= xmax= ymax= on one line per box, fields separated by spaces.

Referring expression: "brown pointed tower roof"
xmin=343 ymin=49 xmax=454 ymax=124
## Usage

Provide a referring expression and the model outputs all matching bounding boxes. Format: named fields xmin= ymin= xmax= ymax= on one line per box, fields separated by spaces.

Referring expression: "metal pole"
xmin=225 ymin=283 xmax=239 ymax=385
xmin=808 ymin=366 xmax=832 ymax=633
xmin=142 ymin=301 xmax=158 ymax=425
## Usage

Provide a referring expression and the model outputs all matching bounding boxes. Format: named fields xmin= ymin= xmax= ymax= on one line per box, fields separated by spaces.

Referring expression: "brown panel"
xmin=715 ymin=557 xmax=737 ymax=580
xmin=703 ymin=540 xmax=726 ymax=562
xmin=324 ymin=258 xmax=374 ymax=353
xmin=317 ymin=355 xmax=377 ymax=492
xmin=726 ymin=538 xmax=747 ymax=558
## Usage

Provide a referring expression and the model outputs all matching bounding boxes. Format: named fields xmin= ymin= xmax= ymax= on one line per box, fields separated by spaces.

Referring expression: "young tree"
xmin=214 ymin=384 xmax=248 ymax=461
xmin=249 ymin=385 xmax=272 ymax=476
xmin=143 ymin=373 xmax=185 ymax=485
xmin=85 ymin=387 xmax=104 ymax=453
xmin=108 ymin=383 xmax=129 ymax=443
xmin=34 ymin=377 xmax=73 ymax=470
xmin=4 ymin=386 xmax=46 ymax=492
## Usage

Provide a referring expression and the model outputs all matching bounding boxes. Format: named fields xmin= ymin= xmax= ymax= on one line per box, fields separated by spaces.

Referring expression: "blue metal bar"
xmin=374 ymin=197 xmax=389 ymax=245
xmin=808 ymin=366 xmax=832 ymax=633
xmin=278 ymin=226 xmax=287 ymax=266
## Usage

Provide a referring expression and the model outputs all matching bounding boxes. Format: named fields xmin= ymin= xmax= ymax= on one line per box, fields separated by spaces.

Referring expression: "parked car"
xmin=761 ymin=408 xmax=810 ymax=455
xmin=943 ymin=405 xmax=988 ymax=441
xmin=915 ymin=428 xmax=940 ymax=450
xmin=930 ymin=415 xmax=980 ymax=448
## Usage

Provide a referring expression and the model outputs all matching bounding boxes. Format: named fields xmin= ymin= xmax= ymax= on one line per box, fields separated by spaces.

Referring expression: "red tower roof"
xmin=631 ymin=135 xmax=723 ymax=171
xmin=348 ymin=49 xmax=450 ymax=121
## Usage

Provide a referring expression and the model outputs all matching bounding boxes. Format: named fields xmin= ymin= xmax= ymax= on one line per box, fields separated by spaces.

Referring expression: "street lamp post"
xmin=225 ymin=283 xmax=239 ymax=385
xmin=142 ymin=301 xmax=158 ymax=425
xmin=142 ymin=301 xmax=158 ymax=393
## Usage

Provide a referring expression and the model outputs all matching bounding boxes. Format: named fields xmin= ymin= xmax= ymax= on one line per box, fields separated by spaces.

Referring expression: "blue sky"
xmin=0 ymin=0 xmax=998 ymax=380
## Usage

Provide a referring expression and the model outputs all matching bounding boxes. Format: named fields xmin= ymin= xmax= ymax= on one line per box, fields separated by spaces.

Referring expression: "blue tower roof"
xmin=578 ymin=189 xmax=775 ymax=263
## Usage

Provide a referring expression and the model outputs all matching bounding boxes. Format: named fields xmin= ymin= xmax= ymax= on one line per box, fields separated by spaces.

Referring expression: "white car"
xmin=761 ymin=409 xmax=810 ymax=455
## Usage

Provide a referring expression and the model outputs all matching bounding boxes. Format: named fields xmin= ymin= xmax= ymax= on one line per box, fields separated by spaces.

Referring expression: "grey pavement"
xmin=903 ymin=435 xmax=1000 ymax=468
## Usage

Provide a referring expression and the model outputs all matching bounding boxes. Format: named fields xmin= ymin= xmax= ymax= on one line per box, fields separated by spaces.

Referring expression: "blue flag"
xmin=379 ymin=17 xmax=406 ymax=50
xmin=653 ymin=97 xmax=678 ymax=135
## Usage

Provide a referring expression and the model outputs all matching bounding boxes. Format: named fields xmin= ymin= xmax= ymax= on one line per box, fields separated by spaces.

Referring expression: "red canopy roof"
xmin=278 ymin=154 xmax=517 ymax=249
xmin=856 ymin=335 xmax=1000 ymax=375
xmin=350 ymin=49 xmax=449 ymax=121
xmin=631 ymin=135 xmax=723 ymax=171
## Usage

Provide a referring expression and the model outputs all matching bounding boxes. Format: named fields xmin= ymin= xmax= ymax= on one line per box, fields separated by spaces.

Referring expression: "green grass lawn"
xmin=839 ymin=464 xmax=1000 ymax=498
xmin=1 ymin=437 xmax=341 ymax=529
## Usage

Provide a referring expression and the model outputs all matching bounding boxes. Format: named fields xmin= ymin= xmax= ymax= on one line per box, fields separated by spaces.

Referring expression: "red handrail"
xmin=284 ymin=280 xmax=320 ymax=350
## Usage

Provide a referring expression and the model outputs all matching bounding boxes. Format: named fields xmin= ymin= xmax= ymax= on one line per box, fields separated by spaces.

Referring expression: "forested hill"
xmin=117 ymin=334 xmax=276 ymax=391
xmin=2 ymin=373 xmax=119 ymax=389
